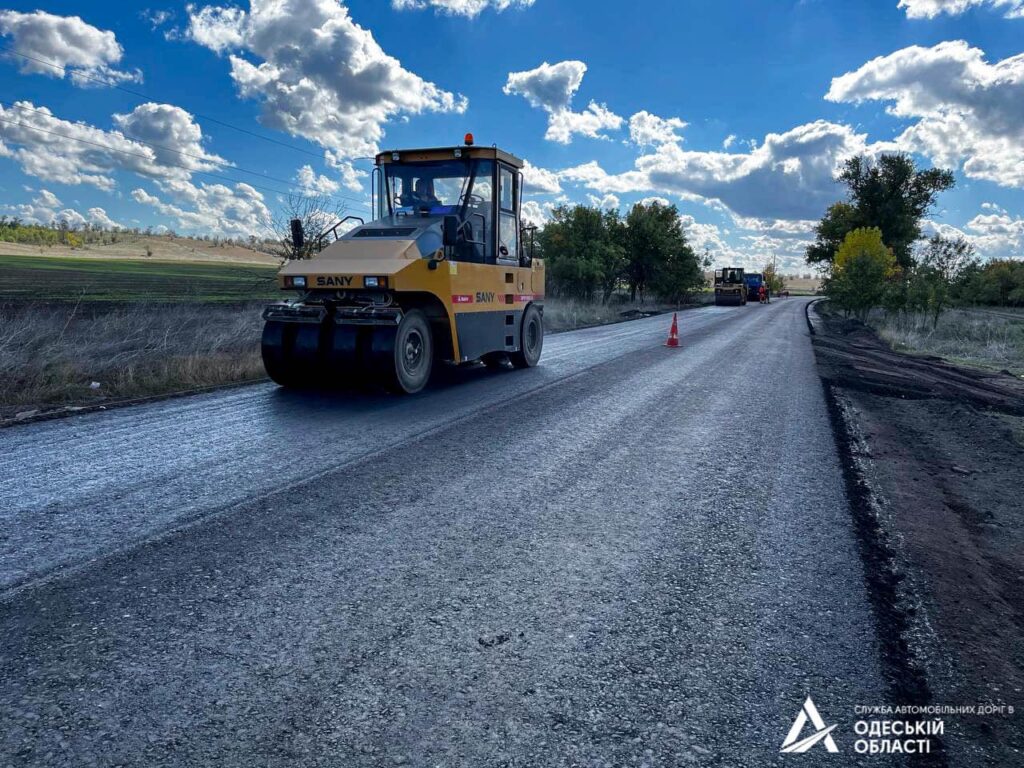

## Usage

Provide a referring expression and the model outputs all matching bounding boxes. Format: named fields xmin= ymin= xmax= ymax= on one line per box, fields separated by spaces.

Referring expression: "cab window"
xmin=499 ymin=167 xmax=514 ymax=211
xmin=463 ymin=161 xmax=494 ymax=263
xmin=498 ymin=167 xmax=518 ymax=263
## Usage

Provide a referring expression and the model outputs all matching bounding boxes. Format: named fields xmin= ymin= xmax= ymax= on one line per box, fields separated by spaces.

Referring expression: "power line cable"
xmin=0 ymin=114 xmax=373 ymax=213
xmin=4 ymin=100 xmax=372 ymax=209
xmin=0 ymin=44 xmax=332 ymax=161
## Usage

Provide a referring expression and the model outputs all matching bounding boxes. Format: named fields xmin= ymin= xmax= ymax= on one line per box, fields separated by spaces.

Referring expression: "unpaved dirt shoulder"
xmin=810 ymin=302 xmax=1024 ymax=765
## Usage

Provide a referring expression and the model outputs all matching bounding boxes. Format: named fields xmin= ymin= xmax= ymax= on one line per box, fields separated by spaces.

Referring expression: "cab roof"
xmin=375 ymin=146 xmax=524 ymax=169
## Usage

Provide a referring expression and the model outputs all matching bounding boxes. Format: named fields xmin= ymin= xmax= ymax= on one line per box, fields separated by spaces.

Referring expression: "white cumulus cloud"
xmin=638 ymin=196 xmax=672 ymax=207
xmin=521 ymin=199 xmax=555 ymax=227
xmin=587 ymin=193 xmax=620 ymax=210
xmin=964 ymin=209 xmax=1024 ymax=255
xmin=504 ymin=60 xmax=623 ymax=144
xmin=827 ymin=40 xmax=1024 ymax=187
xmin=392 ymin=0 xmax=535 ymax=16
xmin=522 ymin=160 xmax=561 ymax=195
xmin=504 ymin=60 xmax=585 ymax=111
xmin=629 ymin=111 xmax=687 ymax=148
xmin=6 ymin=189 xmax=124 ymax=229
xmin=132 ymin=178 xmax=273 ymax=238
xmin=184 ymin=0 xmax=467 ymax=159
xmin=86 ymin=207 xmax=124 ymax=229
xmin=296 ymin=164 xmax=340 ymax=196
xmin=923 ymin=208 xmax=1024 ymax=259
xmin=561 ymin=120 xmax=875 ymax=222
xmin=0 ymin=10 xmax=141 ymax=86
xmin=899 ymin=0 xmax=1024 ymax=18
xmin=545 ymin=103 xmax=622 ymax=144
xmin=0 ymin=101 xmax=225 ymax=191
xmin=184 ymin=4 xmax=246 ymax=52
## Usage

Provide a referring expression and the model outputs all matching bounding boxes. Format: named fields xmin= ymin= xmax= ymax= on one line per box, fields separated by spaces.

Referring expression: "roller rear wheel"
xmin=380 ymin=309 xmax=433 ymax=394
xmin=510 ymin=304 xmax=543 ymax=369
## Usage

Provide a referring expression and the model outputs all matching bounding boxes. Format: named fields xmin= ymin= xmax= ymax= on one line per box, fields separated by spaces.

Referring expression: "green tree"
xmin=538 ymin=205 xmax=625 ymax=301
xmin=597 ymin=210 xmax=629 ymax=303
xmin=806 ymin=202 xmax=858 ymax=266
xmin=827 ymin=228 xmax=896 ymax=319
xmin=958 ymin=259 xmax=1024 ymax=307
xmin=919 ymin=234 xmax=977 ymax=283
xmin=624 ymin=201 xmax=700 ymax=302
xmin=805 ymin=154 xmax=955 ymax=270
xmin=651 ymin=241 xmax=703 ymax=305
xmin=907 ymin=235 xmax=978 ymax=326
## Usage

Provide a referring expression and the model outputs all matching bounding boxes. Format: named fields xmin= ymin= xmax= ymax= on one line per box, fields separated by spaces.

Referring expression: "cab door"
xmin=497 ymin=164 xmax=520 ymax=267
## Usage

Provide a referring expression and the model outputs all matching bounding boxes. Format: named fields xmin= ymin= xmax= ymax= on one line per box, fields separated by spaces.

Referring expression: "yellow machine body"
xmin=262 ymin=142 xmax=546 ymax=392
xmin=277 ymin=244 xmax=544 ymax=363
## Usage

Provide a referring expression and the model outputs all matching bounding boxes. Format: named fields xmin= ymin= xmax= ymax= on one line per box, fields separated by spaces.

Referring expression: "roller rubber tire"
xmin=385 ymin=309 xmax=433 ymax=394
xmin=262 ymin=321 xmax=310 ymax=388
xmin=326 ymin=323 xmax=361 ymax=385
xmin=510 ymin=304 xmax=543 ymax=369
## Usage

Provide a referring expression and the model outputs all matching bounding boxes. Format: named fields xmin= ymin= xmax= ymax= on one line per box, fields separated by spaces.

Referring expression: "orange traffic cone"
xmin=665 ymin=312 xmax=680 ymax=348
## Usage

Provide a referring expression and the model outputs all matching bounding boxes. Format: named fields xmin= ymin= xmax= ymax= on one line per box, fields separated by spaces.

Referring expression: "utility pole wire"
xmin=0 ymin=115 xmax=372 ymax=214
xmin=0 ymin=44 xmax=331 ymax=160
xmin=3 ymin=101 xmax=372 ymax=209
xmin=0 ymin=47 xmax=380 ymax=167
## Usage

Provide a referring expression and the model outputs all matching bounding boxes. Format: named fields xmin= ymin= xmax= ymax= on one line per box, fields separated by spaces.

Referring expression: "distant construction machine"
xmin=714 ymin=267 xmax=748 ymax=306
xmin=261 ymin=136 xmax=545 ymax=394
xmin=744 ymin=272 xmax=769 ymax=303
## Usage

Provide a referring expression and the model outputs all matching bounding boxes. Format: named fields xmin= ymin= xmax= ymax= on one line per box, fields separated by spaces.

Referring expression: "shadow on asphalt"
xmin=264 ymin=360 xmax=525 ymax=415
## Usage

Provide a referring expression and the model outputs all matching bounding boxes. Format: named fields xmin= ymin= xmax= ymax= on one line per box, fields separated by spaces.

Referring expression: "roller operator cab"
xmin=714 ymin=267 xmax=748 ymax=306
xmin=262 ymin=139 xmax=545 ymax=394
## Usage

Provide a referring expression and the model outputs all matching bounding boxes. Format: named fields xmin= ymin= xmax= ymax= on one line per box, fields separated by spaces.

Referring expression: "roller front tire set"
xmin=261 ymin=304 xmax=542 ymax=395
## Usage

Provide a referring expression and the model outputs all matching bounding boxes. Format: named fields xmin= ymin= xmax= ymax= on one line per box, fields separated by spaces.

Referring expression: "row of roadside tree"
xmin=534 ymin=202 xmax=709 ymax=305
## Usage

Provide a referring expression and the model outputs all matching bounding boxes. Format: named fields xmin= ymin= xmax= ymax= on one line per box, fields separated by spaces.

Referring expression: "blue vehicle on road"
xmin=744 ymin=272 xmax=769 ymax=303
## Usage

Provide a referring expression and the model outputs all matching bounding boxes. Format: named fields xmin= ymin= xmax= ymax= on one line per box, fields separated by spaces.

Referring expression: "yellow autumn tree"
xmin=828 ymin=227 xmax=896 ymax=319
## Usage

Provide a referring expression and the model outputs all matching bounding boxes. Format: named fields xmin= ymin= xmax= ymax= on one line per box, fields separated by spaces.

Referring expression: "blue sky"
xmin=1 ymin=0 xmax=1022 ymax=270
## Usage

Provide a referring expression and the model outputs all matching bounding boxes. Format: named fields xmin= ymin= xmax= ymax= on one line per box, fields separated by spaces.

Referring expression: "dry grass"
xmin=0 ymin=301 xmax=265 ymax=420
xmin=872 ymin=308 xmax=1024 ymax=375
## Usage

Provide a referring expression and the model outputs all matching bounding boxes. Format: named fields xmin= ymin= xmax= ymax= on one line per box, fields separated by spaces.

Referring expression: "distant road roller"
xmin=262 ymin=138 xmax=545 ymax=394
xmin=713 ymin=267 xmax=748 ymax=306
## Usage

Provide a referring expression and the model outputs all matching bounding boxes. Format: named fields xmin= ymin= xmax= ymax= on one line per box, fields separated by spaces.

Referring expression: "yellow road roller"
xmin=262 ymin=138 xmax=545 ymax=393
xmin=713 ymin=267 xmax=748 ymax=306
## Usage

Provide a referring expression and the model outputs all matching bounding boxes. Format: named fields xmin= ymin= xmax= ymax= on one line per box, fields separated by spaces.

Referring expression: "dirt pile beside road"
xmin=812 ymin=303 xmax=1024 ymax=765
xmin=814 ymin=311 xmax=1024 ymax=414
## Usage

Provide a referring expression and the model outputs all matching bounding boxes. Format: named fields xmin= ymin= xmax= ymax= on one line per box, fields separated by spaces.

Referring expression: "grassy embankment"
xmin=1 ymin=255 xmax=279 ymax=419
xmin=869 ymin=307 xmax=1024 ymax=376
xmin=1 ymin=254 xmax=700 ymax=420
